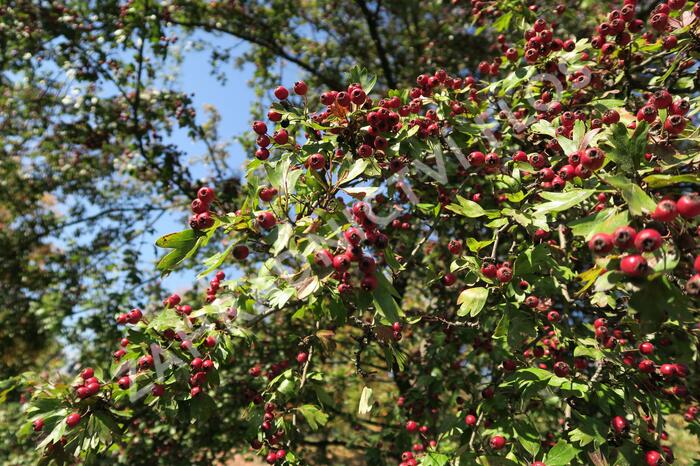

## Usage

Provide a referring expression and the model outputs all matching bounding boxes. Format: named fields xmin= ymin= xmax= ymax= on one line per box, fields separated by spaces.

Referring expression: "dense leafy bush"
xmin=9 ymin=0 xmax=700 ymax=465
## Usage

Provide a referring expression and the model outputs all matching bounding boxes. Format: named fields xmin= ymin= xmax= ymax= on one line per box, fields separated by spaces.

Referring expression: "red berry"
xmin=274 ymin=86 xmax=289 ymax=100
xmin=118 ymin=376 xmax=131 ymax=389
xmin=308 ymin=153 xmax=325 ymax=170
xmin=660 ymin=363 xmax=676 ymax=377
xmin=296 ymin=352 xmax=308 ymax=364
xmin=652 ymin=199 xmax=679 ymax=222
xmin=620 ymin=254 xmax=649 ymax=277
xmin=406 ymin=420 xmax=418 ymax=432
xmin=489 ymin=435 xmax=506 ymax=450
xmin=465 ymin=414 xmax=477 ymax=426
xmin=611 ymin=415 xmax=629 ymax=434
xmin=332 ymin=254 xmax=352 ymax=273
xmin=677 ymin=193 xmax=700 ymax=218
xmin=588 ymin=233 xmax=614 ymax=254
xmin=233 ymin=244 xmax=249 ymax=260
xmin=634 ymin=229 xmax=662 ymax=252
xmin=197 ymin=187 xmax=215 ymax=204
xmin=496 ymin=266 xmax=512 ymax=283
xmin=293 ymin=81 xmax=308 ymax=95
xmin=613 ymin=226 xmax=637 ymax=249
xmin=33 ymin=418 xmax=44 ymax=432
xmin=252 ymin=120 xmax=268 ymax=135
xmin=639 ymin=342 xmax=654 ymax=355
xmin=66 ymin=413 xmax=81 ymax=428
xmin=638 ymin=359 xmax=655 ymax=373
xmin=645 ymin=450 xmax=661 ymax=465
xmin=257 ymin=211 xmax=277 ymax=230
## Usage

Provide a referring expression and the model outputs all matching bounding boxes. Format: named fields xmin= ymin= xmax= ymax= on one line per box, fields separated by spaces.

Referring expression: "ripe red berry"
xmin=361 ymin=274 xmax=378 ymax=291
xmin=468 ymin=151 xmax=485 ymax=167
xmin=118 ymin=376 xmax=131 ymax=389
xmin=308 ymin=153 xmax=325 ymax=170
xmin=233 ymin=244 xmax=249 ymax=260
xmin=252 ymin=120 xmax=268 ymax=135
xmin=272 ymin=129 xmax=288 ymax=145
xmin=197 ymin=187 xmax=215 ymax=204
xmin=677 ymin=193 xmax=700 ymax=218
xmin=611 ymin=415 xmax=629 ymax=434
xmin=152 ymin=384 xmax=165 ymax=397
xmin=332 ymin=254 xmax=352 ymax=272
xmin=588 ymin=233 xmax=614 ymax=254
xmin=639 ymin=342 xmax=654 ymax=355
xmin=634 ymin=228 xmax=662 ymax=252
xmin=274 ymin=86 xmax=289 ymax=100
xmin=406 ymin=420 xmax=418 ymax=432
xmin=344 ymin=227 xmax=363 ymax=246
xmin=481 ymin=263 xmax=497 ymax=278
xmin=645 ymin=450 xmax=661 ymax=465
xmin=128 ymin=308 xmax=143 ymax=324
xmin=638 ymin=359 xmax=655 ymax=373
xmin=620 ymin=254 xmax=649 ymax=277
xmin=442 ymin=273 xmax=456 ymax=286
xmin=448 ymin=239 xmax=463 ymax=255
xmin=580 ymin=147 xmax=605 ymax=170
xmin=465 ymin=414 xmax=477 ymax=426
xmin=293 ymin=81 xmax=308 ymax=95
xmin=33 ymin=418 xmax=44 ymax=432
xmin=489 ymin=435 xmax=507 ymax=450
xmin=496 ymin=266 xmax=512 ymax=283
xmin=553 ymin=361 xmax=569 ymax=377
xmin=613 ymin=226 xmax=637 ymax=249
xmin=652 ymin=199 xmax=679 ymax=222
xmin=359 ymin=256 xmax=377 ymax=274
xmin=257 ymin=211 xmax=277 ymax=230
xmin=66 ymin=413 xmax=81 ymax=428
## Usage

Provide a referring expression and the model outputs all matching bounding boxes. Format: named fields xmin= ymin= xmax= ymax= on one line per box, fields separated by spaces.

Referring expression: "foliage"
xmin=3 ymin=0 xmax=700 ymax=466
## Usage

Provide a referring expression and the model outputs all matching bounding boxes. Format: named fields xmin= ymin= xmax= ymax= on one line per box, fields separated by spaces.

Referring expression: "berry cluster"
xmin=189 ymin=187 xmax=216 ymax=230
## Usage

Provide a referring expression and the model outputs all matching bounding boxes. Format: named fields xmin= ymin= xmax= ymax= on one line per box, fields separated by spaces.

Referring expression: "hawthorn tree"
xmin=11 ymin=0 xmax=700 ymax=465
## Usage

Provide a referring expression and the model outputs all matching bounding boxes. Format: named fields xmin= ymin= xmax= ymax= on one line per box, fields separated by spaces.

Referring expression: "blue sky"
xmin=146 ymin=32 xmax=300 ymax=293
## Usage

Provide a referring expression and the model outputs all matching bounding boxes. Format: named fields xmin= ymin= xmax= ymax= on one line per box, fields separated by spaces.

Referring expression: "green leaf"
xmin=643 ymin=173 xmax=700 ymax=188
xmin=568 ymin=208 xmax=629 ymax=240
xmin=457 ymin=287 xmax=489 ymax=317
xmin=605 ymin=175 xmax=657 ymax=216
xmin=297 ymin=405 xmax=328 ymax=431
xmin=446 ymin=196 xmax=487 ymax=218
xmin=155 ymin=229 xmax=197 ymax=248
xmin=340 ymin=159 xmax=369 ymax=185
xmin=358 ymin=386 xmax=373 ymax=415
xmin=271 ymin=222 xmax=293 ymax=255
xmin=348 ymin=65 xmax=378 ymax=94
xmin=574 ymin=345 xmax=604 ymax=360
xmin=420 ymin=452 xmax=450 ymax=466
xmin=189 ymin=393 xmax=216 ymax=421
xmin=372 ymin=273 xmax=403 ymax=323
xmin=544 ymin=440 xmax=580 ymax=466
xmin=477 ymin=456 xmax=520 ymax=466
xmin=628 ymin=277 xmax=690 ymax=333
xmin=466 ymin=237 xmax=494 ymax=252
xmin=197 ymin=243 xmax=235 ymax=279
xmin=534 ymin=189 xmax=595 ymax=215
xmin=568 ymin=417 xmax=607 ymax=447
xmin=604 ymin=122 xmax=647 ymax=174
xmin=514 ymin=421 xmax=541 ymax=457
